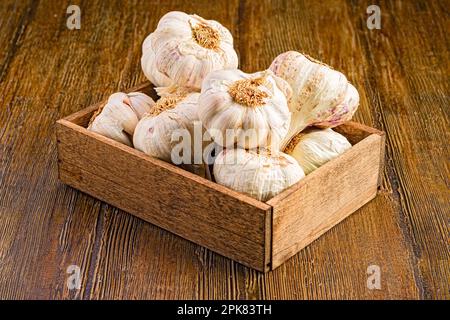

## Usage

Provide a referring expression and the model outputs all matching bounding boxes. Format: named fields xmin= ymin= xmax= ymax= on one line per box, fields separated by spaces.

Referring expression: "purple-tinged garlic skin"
xmin=270 ymin=51 xmax=359 ymax=149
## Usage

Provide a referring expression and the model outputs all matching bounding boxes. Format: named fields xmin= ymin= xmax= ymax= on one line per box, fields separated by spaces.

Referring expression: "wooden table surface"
xmin=0 ymin=0 xmax=448 ymax=300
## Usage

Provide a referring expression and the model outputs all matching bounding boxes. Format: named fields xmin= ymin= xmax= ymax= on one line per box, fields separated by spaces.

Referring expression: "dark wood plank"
xmin=0 ymin=0 xmax=107 ymax=299
xmin=0 ymin=0 xmax=37 ymax=83
xmin=0 ymin=0 xmax=448 ymax=299
xmin=345 ymin=0 xmax=450 ymax=299
xmin=237 ymin=0 xmax=421 ymax=299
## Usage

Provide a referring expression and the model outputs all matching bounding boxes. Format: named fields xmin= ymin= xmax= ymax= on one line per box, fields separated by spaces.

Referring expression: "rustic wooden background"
xmin=0 ymin=0 xmax=448 ymax=299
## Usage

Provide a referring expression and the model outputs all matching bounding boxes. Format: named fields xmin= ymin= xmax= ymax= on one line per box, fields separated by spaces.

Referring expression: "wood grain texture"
xmin=57 ymin=118 xmax=271 ymax=271
xmin=57 ymin=90 xmax=384 ymax=272
xmin=0 ymin=0 xmax=448 ymax=299
xmin=268 ymin=126 xmax=384 ymax=268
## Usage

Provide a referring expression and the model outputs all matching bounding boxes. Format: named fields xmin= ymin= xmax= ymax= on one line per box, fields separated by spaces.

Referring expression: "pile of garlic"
xmin=198 ymin=68 xmax=302 ymax=201
xmin=87 ymin=11 xmax=359 ymax=202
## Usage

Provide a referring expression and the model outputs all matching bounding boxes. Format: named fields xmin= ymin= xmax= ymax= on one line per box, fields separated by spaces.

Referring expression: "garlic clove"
xmin=271 ymin=74 xmax=293 ymax=101
xmin=104 ymin=93 xmax=139 ymax=135
xmin=269 ymin=51 xmax=359 ymax=149
xmin=127 ymin=92 xmax=157 ymax=119
xmin=284 ymin=128 xmax=352 ymax=174
xmin=133 ymin=115 xmax=176 ymax=161
xmin=141 ymin=11 xmax=239 ymax=93
xmin=88 ymin=92 xmax=155 ymax=145
xmin=198 ymin=69 xmax=291 ymax=149
xmin=214 ymin=148 xmax=305 ymax=202
xmin=141 ymin=33 xmax=174 ymax=88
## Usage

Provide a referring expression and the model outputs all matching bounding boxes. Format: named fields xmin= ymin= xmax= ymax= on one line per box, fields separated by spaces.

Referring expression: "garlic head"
xmin=87 ymin=92 xmax=155 ymax=146
xmin=198 ymin=69 xmax=291 ymax=149
xmin=133 ymin=91 xmax=204 ymax=163
xmin=214 ymin=148 xmax=304 ymax=202
xmin=141 ymin=11 xmax=238 ymax=92
xmin=284 ymin=128 xmax=352 ymax=174
xmin=269 ymin=51 xmax=359 ymax=148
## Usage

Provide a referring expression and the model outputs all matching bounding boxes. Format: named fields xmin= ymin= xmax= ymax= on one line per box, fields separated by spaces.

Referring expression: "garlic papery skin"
xmin=269 ymin=51 xmax=359 ymax=149
xmin=284 ymin=128 xmax=352 ymax=174
xmin=87 ymin=92 xmax=155 ymax=146
xmin=133 ymin=91 xmax=203 ymax=163
xmin=198 ymin=69 xmax=291 ymax=149
xmin=213 ymin=148 xmax=304 ymax=202
xmin=141 ymin=11 xmax=238 ymax=92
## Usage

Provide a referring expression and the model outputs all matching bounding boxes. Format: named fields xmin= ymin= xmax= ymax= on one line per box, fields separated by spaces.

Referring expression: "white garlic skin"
xmin=141 ymin=11 xmax=238 ymax=92
xmin=88 ymin=92 xmax=155 ymax=146
xmin=285 ymin=128 xmax=352 ymax=174
xmin=269 ymin=51 xmax=359 ymax=148
xmin=198 ymin=69 xmax=291 ymax=149
xmin=133 ymin=92 xmax=201 ymax=162
xmin=214 ymin=148 xmax=304 ymax=202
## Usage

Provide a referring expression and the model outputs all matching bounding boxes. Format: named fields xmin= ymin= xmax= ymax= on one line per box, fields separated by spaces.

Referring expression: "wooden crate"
xmin=56 ymin=82 xmax=385 ymax=272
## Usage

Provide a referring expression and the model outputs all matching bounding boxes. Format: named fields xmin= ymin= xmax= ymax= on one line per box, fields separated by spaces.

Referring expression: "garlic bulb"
xmin=198 ymin=69 xmax=292 ymax=149
xmin=133 ymin=91 xmax=204 ymax=163
xmin=284 ymin=128 xmax=352 ymax=174
xmin=88 ymin=92 xmax=155 ymax=146
xmin=214 ymin=148 xmax=304 ymax=202
xmin=141 ymin=11 xmax=238 ymax=92
xmin=269 ymin=51 xmax=359 ymax=148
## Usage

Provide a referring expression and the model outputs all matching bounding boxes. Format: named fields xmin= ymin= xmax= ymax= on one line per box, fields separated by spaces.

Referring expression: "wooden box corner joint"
xmin=56 ymin=82 xmax=385 ymax=272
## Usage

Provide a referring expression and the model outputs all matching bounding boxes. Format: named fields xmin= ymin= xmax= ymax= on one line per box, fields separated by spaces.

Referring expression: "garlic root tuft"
xmin=228 ymin=75 xmax=269 ymax=107
xmin=198 ymin=69 xmax=291 ymax=149
xmin=190 ymin=21 xmax=220 ymax=50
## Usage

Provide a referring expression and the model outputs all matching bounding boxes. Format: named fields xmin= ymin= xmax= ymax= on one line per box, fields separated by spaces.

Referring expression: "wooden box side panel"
xmin=268 ymin=129 xmax=384 ymax=269
xmin=333 ymin=121 xmax=383 ymax=145
xmin=334 ymin=121 xmax=386 ymax=187
xmin=57 ymin=120 xmax=271 ymax=271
